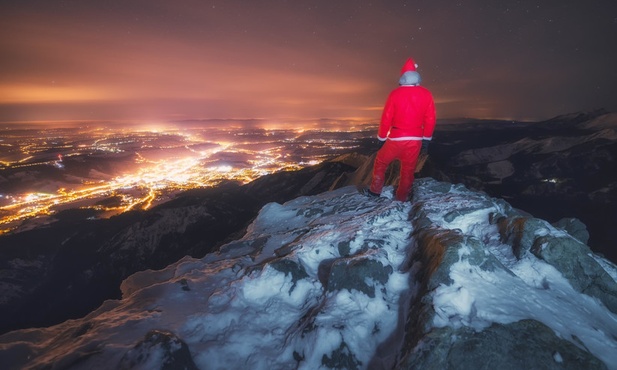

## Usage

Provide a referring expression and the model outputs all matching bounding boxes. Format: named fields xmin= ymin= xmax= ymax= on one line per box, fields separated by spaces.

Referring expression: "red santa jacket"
xmin=377 ymin=60 xmax=436 ymax=141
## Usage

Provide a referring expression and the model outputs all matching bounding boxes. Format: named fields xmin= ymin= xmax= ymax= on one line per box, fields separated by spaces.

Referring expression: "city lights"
xmin=0 ymin=122 xmax=375 ymax=234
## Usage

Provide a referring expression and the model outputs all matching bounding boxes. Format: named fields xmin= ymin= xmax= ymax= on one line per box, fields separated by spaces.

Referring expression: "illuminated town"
xmin=0 ymin=121 xmax=375 ymax=234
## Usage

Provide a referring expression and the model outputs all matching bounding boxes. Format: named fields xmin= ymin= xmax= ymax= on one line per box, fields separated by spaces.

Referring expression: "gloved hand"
xmin=420 ymin=140 xmax=430 ymax=155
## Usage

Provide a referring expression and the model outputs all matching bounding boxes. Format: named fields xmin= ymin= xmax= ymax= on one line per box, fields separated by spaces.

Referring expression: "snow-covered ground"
xmin=0 ymin=186 xmax=414 ymax=369
xmin=413 ymin=179 xmax=617 ymax=368
xmin=1 ymin=180 xmax=616 ymax=369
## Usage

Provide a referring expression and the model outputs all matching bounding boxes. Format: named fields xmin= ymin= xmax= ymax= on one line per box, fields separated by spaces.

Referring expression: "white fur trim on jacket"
xmin=386 ymin=136 xmax=423 ymax=141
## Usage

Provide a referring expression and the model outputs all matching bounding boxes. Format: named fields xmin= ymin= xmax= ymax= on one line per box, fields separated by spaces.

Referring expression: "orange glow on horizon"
xmin=2 ymin=2 xmax=611 ymax=123
xmin=0 ymin=83 xmax=113 ymax=103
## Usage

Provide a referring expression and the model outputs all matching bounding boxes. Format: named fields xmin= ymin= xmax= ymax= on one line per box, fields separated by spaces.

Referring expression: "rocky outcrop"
xmin=421 ymin=111 xmax=617 ymax=263
xmin=401 ymin=320 xmax=606 ymax=370
xmin=494 ymin=214 xmax=617 ymax=313
xmin=397 ymin=178 xmax=616 ymax=369
xmin=118 ymin=330 xmax=198 ymax=370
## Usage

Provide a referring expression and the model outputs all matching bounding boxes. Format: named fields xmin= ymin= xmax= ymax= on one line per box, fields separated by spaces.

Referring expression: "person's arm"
xmin=378 ymin=92 xmax=395 ymax=141
xmin=422 ymin=93 xmax=436 ymax=140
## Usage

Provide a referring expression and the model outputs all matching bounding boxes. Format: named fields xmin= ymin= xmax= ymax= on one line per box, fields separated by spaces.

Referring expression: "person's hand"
xmin=421 ymin=140 xmax=430 ymax=155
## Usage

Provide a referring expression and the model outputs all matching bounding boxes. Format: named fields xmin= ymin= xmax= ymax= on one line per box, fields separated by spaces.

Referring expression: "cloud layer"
xmin=1 ymin=0 xmax=616 ymax=122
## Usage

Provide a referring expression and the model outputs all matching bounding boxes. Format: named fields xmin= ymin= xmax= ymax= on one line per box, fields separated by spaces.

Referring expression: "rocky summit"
xmin=1 ymin=178 xmax=615 ymax=370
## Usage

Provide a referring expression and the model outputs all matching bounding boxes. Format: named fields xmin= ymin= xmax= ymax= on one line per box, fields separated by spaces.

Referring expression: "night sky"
xmin=2 ymin=0 xmax=616 ymax=123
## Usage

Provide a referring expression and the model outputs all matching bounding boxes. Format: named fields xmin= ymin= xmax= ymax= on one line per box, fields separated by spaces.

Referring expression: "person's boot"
xmin=359 ymin=187 xmax=380 ymax=198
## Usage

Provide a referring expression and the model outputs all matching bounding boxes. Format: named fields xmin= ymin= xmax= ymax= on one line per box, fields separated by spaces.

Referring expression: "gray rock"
xmin=400 ymin=320 xmax=607 ymax=370
xmin=415 ymin=225 xmax=513 ymax=294
xmin=321 ymin=340 xmax=363 ymax=370
xmin=325 ymin=256 xmax=393 ymax=298
xmin=497 ymin=216 xmax=552 ymax=259
xmin=552 ymin=217 xmax=590 ymax=245
xmin=270 ymin=258 xmax=309 ymax=293
xmin=497 ymin=212 xmax=617 ymax=314
xmin=118 ymin=330 xmax=198 ymax=370
xmin=400 ymin=218 xmax=516 ymax=361
xmin=532 ymin=235 xmax=617 ymax=313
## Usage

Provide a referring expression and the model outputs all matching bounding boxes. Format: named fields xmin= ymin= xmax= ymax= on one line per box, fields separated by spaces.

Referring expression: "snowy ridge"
xmin=0 ymin=186 xmax=415 ymax=370
xmin=403 ymin=178 xmax=617 ymax=369
xmin=1 ymin=179 xmax=617 ymax=369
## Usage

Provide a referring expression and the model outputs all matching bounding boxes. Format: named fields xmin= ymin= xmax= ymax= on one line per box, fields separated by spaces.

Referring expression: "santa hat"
xmin=399 ymin=57 xmax=421 ymax=86
xmin=400 ymin=58 xmax=418 ymax=74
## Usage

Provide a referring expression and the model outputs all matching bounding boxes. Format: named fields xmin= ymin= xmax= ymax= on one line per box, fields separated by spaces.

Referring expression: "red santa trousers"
xmin=369 ymin=140 xmax=422 ymax=202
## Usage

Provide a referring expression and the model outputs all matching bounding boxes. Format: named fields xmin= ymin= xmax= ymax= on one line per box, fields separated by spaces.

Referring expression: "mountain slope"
xmin=1 ymin=179 xmax=615 ymax=369
xmin=423 ymin=111 xmax=617 ymax=262
xmin=0 ymin=161 xmax=357 ymax=334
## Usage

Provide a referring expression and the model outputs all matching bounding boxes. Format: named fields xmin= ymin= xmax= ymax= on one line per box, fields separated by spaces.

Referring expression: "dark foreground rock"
xmin=404 ymin=320 xmax=605 ymax=370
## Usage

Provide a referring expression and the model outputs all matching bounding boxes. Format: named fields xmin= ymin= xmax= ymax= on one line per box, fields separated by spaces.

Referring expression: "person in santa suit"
xmin=365 ymin=57 xmax=436 ymax=202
